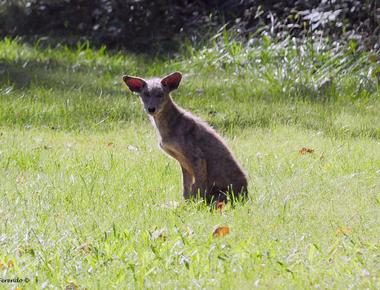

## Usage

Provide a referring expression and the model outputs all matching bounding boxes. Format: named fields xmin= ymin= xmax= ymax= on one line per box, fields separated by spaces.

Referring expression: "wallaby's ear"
xmin=123 ymin=75 xmax=146 ymax=93
xmin=161 ymin=72 xmax=182 ymax=92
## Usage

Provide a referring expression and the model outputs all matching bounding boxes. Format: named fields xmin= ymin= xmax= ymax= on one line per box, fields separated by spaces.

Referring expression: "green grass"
xmin=0 ymin=37 xmax=379 ymax=289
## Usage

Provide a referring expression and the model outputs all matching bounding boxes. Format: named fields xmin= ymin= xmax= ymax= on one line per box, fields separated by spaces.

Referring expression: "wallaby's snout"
xmin=147 ymin=107 xmax=156 ymax=114
xmin=123 ymin=72 xmax=182 ymax=117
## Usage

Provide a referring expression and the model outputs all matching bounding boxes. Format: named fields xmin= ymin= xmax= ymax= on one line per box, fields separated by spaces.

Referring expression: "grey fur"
xmin=123 ymin=72 xmax=248 ymax=202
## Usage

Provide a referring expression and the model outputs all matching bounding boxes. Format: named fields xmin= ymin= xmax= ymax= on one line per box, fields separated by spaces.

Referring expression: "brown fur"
xmin=123 ymin=72 xmax=248 ymax=202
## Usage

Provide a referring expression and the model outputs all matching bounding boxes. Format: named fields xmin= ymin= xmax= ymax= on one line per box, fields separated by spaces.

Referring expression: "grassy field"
xmin=0 ymin=37 xmax=379 ymax=289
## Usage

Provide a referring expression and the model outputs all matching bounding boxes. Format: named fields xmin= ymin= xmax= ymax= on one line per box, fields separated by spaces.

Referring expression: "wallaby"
xmin=123 ymin=72 xmax=248 ymax=203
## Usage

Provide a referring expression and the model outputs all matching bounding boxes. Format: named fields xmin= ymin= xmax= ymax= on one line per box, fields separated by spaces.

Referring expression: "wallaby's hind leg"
xmin=181 ymin=166 xmax=193 ymax=200
xmin=190 ymin=158 xmax=208 ymax=199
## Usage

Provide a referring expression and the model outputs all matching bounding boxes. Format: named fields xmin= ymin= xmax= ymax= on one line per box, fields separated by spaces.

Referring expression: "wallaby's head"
xmin=123 ymin=72 xmax=182 ymax=116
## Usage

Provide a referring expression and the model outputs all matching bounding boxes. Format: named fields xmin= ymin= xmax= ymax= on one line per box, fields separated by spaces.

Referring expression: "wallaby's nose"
xmin=148 ymin=107 xmax=156 ymax=113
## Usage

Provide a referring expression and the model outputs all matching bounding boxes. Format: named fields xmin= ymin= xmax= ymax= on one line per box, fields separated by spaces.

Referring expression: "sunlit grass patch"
xmin=0 ymin=37 xmax=379 ymax=288
xmin=0 ymin=126 xmax=379 ymax=288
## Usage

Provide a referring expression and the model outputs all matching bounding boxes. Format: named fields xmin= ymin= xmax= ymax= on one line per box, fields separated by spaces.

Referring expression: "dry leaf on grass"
xmin=336 ymin=227 xmax=352 ymax=235
xmin=77 ymin=243 xmax=92 ymax=254
xmin=186 ymin=226 xmax=194 ymax=236
xmin=151 ymin=228 xmax=167 ymax=241
xmin=213 ymin=226 xmax=230 ymax=238
xmin=212 ymin=201 xmax=225 ymax=213
xmin=7 ymin=260 xmax=14 ymax=268
xmin=128 ymin=145 xmax=138 ymax=152
xmin=107 ymin=142 xmax=114 ymax=147
xmin=216 ymin=201 xmax=225 ymax=211
xmin=16 ymin=247 xmax=23 ymax=257
xmin=16 ymin=174 xmax=26 ymax=184
xmin=299 ymin=147 xmax=314 ymax=155
xmin=65 ymin=281 xmax=79 ymax=290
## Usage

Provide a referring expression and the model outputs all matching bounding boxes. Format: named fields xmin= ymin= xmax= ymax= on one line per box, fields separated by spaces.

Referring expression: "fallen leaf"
xmin=127 ymin=145 xmax=138 ymax=152
xmin=186 ymin=226 xmax=194 ymax=236
xmin=16 ymin=175 xmax=26 ymax=184
xmin=65 ymin=281 xmax=79 ymax=290
xmin=299 ymin=147 xmax=314 ymax=155
xmin=107 ymin=142 xmax=114 ymax=147
xmin=151 ymin=228 xmax=167 ymax=241
xmin=256 ymin=152 xmax=263 ymax=158
xmin=77 ymin=243 xmax=92 ymax=254
xmin=216 ymin=201 xmax=225 ymax=212
xmin=0 ymin=261 xmax=3 ymax=269
xmin=16 ymin=247 xmax=24 ymax=257
xmin=7 ymin=260 xmax=14 ymax=268
xmin=213 ymin=226 xmax=230 ymax=238
xmin=336 ymin=227 xmax=352 ymax=235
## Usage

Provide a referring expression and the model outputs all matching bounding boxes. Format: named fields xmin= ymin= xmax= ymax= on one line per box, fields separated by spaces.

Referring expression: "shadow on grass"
xmin=0 ymin=59 xmax=62 ymax=88
xmin=0 ymin=53 xmax=379 ymax=139
xmin=0 ymin=58 xmax=123 ymax=97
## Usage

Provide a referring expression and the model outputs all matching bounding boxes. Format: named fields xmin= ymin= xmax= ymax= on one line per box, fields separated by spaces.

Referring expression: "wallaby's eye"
xmin=156 ymin=94 xmax=163 ymax=98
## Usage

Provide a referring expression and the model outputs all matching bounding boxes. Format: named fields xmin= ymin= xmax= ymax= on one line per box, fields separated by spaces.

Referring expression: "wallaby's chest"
xmin=160 ymin=141 xmax=193 ymax=174
xmin=160 ymin=141 xmax=183 ymax=159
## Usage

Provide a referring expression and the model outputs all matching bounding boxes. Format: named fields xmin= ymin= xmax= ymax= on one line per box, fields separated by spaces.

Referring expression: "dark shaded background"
xmin=0 ymin=0 xmax=378 ymax=53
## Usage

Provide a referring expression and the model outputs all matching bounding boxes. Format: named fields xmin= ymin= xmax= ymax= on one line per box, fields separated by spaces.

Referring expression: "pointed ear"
xmin=123 ymin=75 xmax=146 ymax=93
xmin=161 ymin=72 xmax=182 ymax=92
